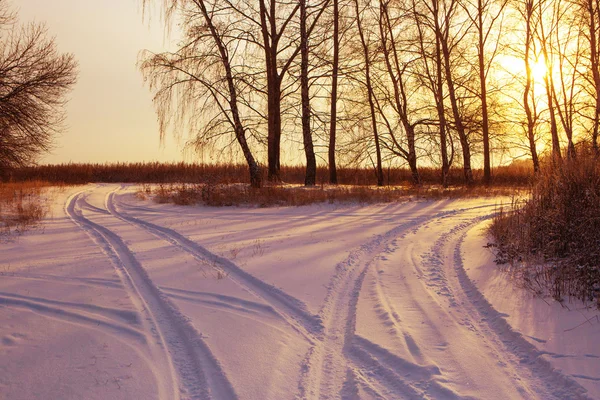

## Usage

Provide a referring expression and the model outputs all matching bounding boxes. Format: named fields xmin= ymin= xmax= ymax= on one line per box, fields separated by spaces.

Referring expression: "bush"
xmin=491 ymin=154 xmax=600 ymax=306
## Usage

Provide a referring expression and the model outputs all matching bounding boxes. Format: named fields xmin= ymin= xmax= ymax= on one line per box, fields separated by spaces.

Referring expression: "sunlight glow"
xmin=530 ymin=59 xmax=548 ymax=81
xmin=500 ymin=55 xmax=548 ymax=82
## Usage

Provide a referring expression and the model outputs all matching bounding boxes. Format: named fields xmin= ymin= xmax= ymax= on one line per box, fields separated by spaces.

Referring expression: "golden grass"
xmin=140 ymin=182 xmax=518 ymax=207
xmin=490 ymin=154 xmax=600 ymax=307
xmin=0 ymin=181 xmax=55 ymax=240
xmin=7 ymin=162 xmax=533 ymax=187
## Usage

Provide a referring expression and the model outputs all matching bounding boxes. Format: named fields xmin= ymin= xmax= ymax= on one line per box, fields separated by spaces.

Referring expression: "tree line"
xmin=140 ymin=0 xmax=600 ymax=188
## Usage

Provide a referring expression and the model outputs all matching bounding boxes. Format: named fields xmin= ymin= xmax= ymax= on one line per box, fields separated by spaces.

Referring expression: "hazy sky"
xmin=18 ymin=0 xmax=188 ymax=164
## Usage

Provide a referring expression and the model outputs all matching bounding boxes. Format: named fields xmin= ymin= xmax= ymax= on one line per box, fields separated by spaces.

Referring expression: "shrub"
xmin=491 ymin=154 xmax=600 ymax=306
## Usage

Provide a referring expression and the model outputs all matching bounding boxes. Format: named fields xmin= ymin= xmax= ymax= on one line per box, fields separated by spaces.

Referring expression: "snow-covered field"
xmin=0 ymin=184 xmax=598 ymax=400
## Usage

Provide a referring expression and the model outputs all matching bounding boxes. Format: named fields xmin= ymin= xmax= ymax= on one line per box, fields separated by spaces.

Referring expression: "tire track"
xmin=0 ymin=294 xmax=145 ymax=342
xmin=107 ymin=189 xmax=322 ymax=344
xmin=382 ymin=207 xmax=591 ymax=399
xmin=109 ymin=189 xmax=502 ymax=399
xmin=298 ymin=203 xmax=496 ymax=399
xmin=450 ymin=221 xmax=591 ymax=399
xmin=0 ymin=291 xmax=139 ymax=325
xmin=66 ymin=191 xmax=237 ymax=400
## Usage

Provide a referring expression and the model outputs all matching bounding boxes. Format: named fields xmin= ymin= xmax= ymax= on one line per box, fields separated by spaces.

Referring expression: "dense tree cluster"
xmin=142 ymin=0 xmax=600 ymax=187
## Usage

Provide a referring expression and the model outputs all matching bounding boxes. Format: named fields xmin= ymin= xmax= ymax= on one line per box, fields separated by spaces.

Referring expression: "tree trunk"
xmin=267 ymin=79 xmax=282 ymax=181
xmin=329 ymin=0 xmax=339 ymax=184
xmin=440 ymin=34 xmax=474 ymax=185
xmin=260 ymin=0 xmax=283 ymax=182
xmin=434 ymin=26 xmax=450 ymax=187
xmin=587 ymin=0 xmax=600 ymax=155
xmin=407 ymin=128 xmax=420 ymax=185
xmin=523 ymin=0 xmax=540 ymax=173
xmin=355 ymin=0 xmax=384 ymax=186
xmin=478 ymin=0 xmax=491 ymax=185
xmin=544 ymin=73 xmax=562 ymax=161
xmin=300 ymin=0 xmax=316 ymax=186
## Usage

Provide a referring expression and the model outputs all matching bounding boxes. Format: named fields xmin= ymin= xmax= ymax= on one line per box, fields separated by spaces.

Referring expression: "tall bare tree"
xmin=538 ymin=0 xmax=563 ymax=161
xmin=254 ymin=0 xmax=331 ymax=181
xmin=329 ymin=0 xmax=340 ymax=184
xmin=579 ymin=0 xmax=600 ymax=154
xmin=355 ymin=0 xmax=384 ymax=186
xmin=141 ymin=0 xmax=262 ymax=187
xmin=378 ymin=0 xmax=422 ymax=184
xmin=551 ymin=0 xmax=581 ymax=159
xmin=413 ymin=0 xmax=452 ymax=186
xmin=519 ymin=0 xmax=542 ymax=171
xmin=463 ymin=0 xmax=507 ymax=183
xmin=300 ymin=0 xmax=317 ymax=185
xmin=436 ymin=0 xmax=475 ymax=184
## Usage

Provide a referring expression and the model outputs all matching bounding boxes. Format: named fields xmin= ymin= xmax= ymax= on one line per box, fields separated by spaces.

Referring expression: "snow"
xmin=0 ymin=183 xmax=597 ymax=399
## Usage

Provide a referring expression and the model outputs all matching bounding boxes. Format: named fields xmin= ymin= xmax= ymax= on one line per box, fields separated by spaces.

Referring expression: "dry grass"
xmin=6 ymin=161 xmax=533 ymax=187
xmin=0 ymin=181 xmax=54 ymax=240
xmin=140 ymin=182 xmax=517 ymax=207
xmin=490 ymin=154 xmax=600 ymax=307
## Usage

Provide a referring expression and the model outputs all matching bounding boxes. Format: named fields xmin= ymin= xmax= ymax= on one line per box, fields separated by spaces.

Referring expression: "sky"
xmin=18 ymin=0 xmax=189 ymax=164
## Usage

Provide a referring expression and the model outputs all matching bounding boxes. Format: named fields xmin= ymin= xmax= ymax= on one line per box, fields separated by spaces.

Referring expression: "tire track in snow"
xmin=0 ymin=294 xmax=145 ymax=342
xmin=0 ymin=272 xmax=123 ymax=289
xmin=107 ymin=189 xmax=322 ymax=344
xmin=298 ymin=203 xmax=497 ymax=399
xmin=364 ymin=210 xmax=517 ymax=398
xmin=449 ymin=221 xmax=591 ymax=399
xmin=0 ymin=291 xmax=139 ymax=326
xmin=401 ymin=208 xmax=590 ymax=399
xmin=110 ymin=189 xmax=500 ymax=399
xmin=346 ymin=210 xmax=501 ymax=400
xmin=66 ymin=191 xmax=237 ymax=400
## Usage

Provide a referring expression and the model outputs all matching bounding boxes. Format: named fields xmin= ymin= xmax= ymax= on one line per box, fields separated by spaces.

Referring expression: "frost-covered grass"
xmin=491 ymin=154 xmax=600 ymax=307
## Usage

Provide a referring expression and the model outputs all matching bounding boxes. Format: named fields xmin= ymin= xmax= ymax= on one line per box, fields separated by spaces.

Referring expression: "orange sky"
xmin=18 ymin=0 xmax=190 ymax=164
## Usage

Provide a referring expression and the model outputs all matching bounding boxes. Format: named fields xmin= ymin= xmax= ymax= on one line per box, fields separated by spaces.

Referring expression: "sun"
xmin=530 ymin=58 xmax=548 ymax=81
xmin=498 ymin=55 xmax=549 ymax=82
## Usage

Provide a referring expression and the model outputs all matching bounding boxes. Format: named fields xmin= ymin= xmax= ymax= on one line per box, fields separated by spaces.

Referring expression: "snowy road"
xmin=0 ymin=184 xmax=598 ymax=399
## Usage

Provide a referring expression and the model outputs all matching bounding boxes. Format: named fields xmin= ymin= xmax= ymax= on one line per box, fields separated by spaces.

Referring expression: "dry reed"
xmin=490 ymin=153 xmax=600 ymax=307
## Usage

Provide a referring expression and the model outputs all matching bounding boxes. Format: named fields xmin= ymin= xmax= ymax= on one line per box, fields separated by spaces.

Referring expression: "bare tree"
xmin=551 ymin=0 xmax=581 ymax=159
xmin=252 ymin=0 xmax=330 ymax=181
xmin=463 ymin=0 xmax=507 ymax=183
xmin=329 ymin=0 xmax=340 ymax=184
xmin=518 ymin=0 xmax=542 ymax=171
xmin=377 ymin=0 xmax=422 ymax=185
xmin=300 ymin=0 xmax=317 ymax=185
xmin=436 ymin=0 xmax=476 ymax=184
xmin=413 ymin=0 xmax=453 ymax=186
xmin=354 ymin=0 xmax=384 ymax=186
xmin=537 ymin=0 xmax=563 ymax=161
xmin=0 ymin=1 xmax=77 ymax=175
xmin=141 ymin=0 xmax=262 ymax=187
xmin=578 ymin=0 xmax=600 ymax=154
